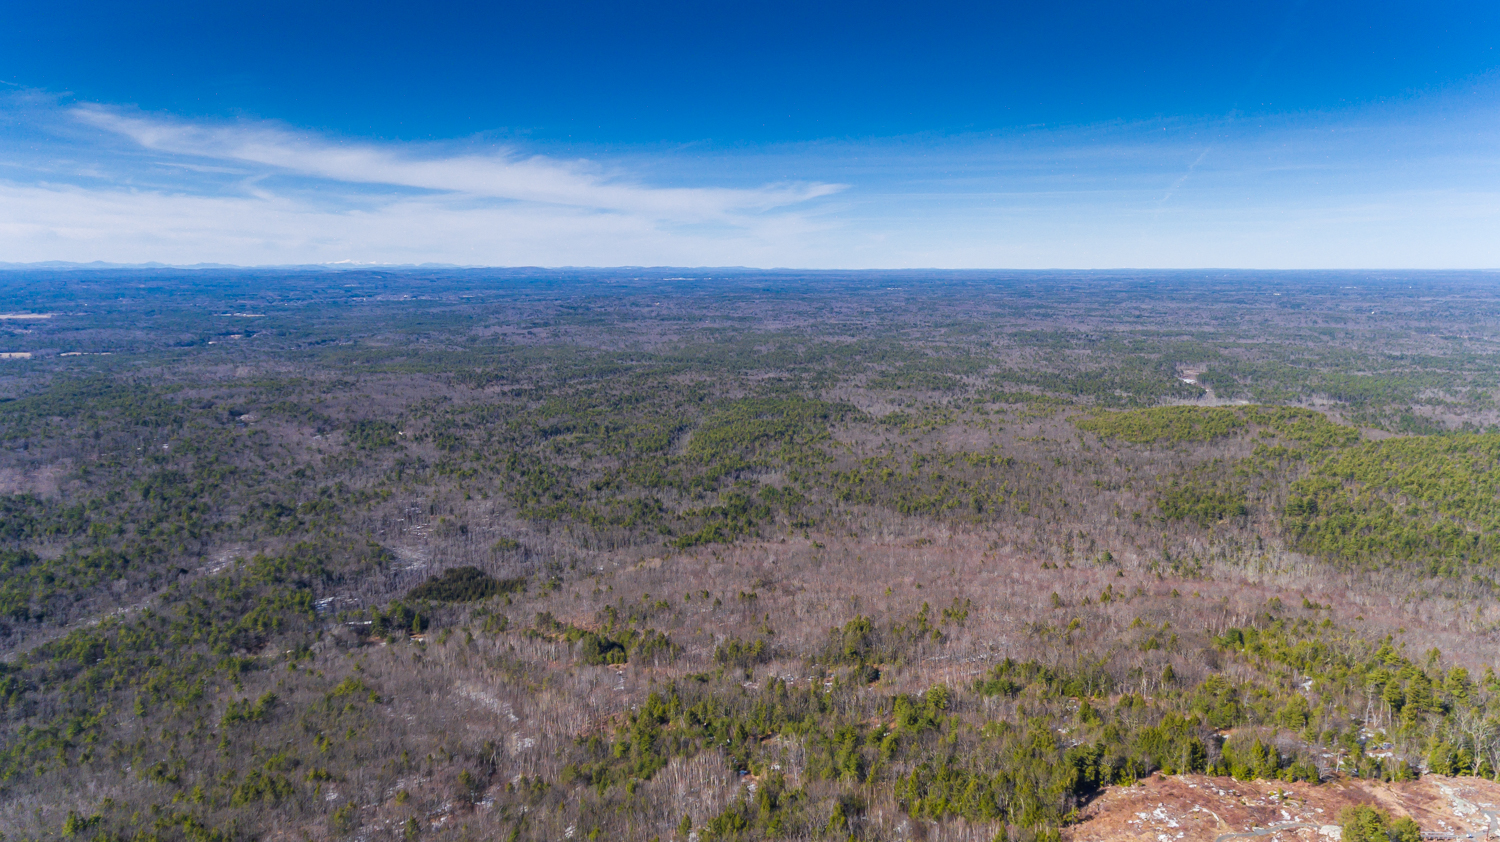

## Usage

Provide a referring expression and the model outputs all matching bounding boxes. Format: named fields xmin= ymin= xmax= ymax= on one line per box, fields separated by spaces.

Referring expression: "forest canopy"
xmin=1 ymin=268 xmax=1498 ymax=842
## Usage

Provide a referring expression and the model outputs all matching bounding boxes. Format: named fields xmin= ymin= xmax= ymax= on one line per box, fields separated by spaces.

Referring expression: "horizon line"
xmin=3 ymin=261 xmax=1500 ymax=274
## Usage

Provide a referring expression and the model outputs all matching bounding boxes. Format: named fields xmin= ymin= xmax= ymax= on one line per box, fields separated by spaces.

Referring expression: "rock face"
xmin=1067 ymin=774 xmax=1500 ymax=841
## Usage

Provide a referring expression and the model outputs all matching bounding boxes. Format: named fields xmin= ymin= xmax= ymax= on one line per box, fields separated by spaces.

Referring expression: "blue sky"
xmin=2 ymin=1 xmax=1499 ymax=267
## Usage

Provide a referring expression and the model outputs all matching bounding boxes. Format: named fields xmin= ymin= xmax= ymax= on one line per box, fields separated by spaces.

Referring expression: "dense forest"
xmin=2 ymin=268 xmax=1500 ymax=841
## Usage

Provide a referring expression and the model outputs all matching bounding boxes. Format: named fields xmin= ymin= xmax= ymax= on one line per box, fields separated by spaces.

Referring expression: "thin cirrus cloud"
xmin=0 ymin=179 xmax=800 ymax=266
xmin=5 ymin=86 xmax=1500 ymax=267
xmin=72 ymin=105 xmax=844 ymax=221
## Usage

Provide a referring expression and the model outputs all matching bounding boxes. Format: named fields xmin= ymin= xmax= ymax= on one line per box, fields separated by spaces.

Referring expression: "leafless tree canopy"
xmin=1 ymin=268 xmax=1499 ymax=842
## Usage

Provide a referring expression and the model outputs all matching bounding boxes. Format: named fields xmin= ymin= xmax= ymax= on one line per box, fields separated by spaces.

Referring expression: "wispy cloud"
xmin=72 ymin=105 xmax=843 ymax=221
xmin=0 ymin=177 xmax=861 ymax=267
xmin=4 ymin=87 xmax=1500 ymax=267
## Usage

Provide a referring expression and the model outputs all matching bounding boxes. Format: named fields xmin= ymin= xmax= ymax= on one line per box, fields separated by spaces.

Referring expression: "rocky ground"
xmin=1068 ymin=774 xmax=1500 ymax=841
